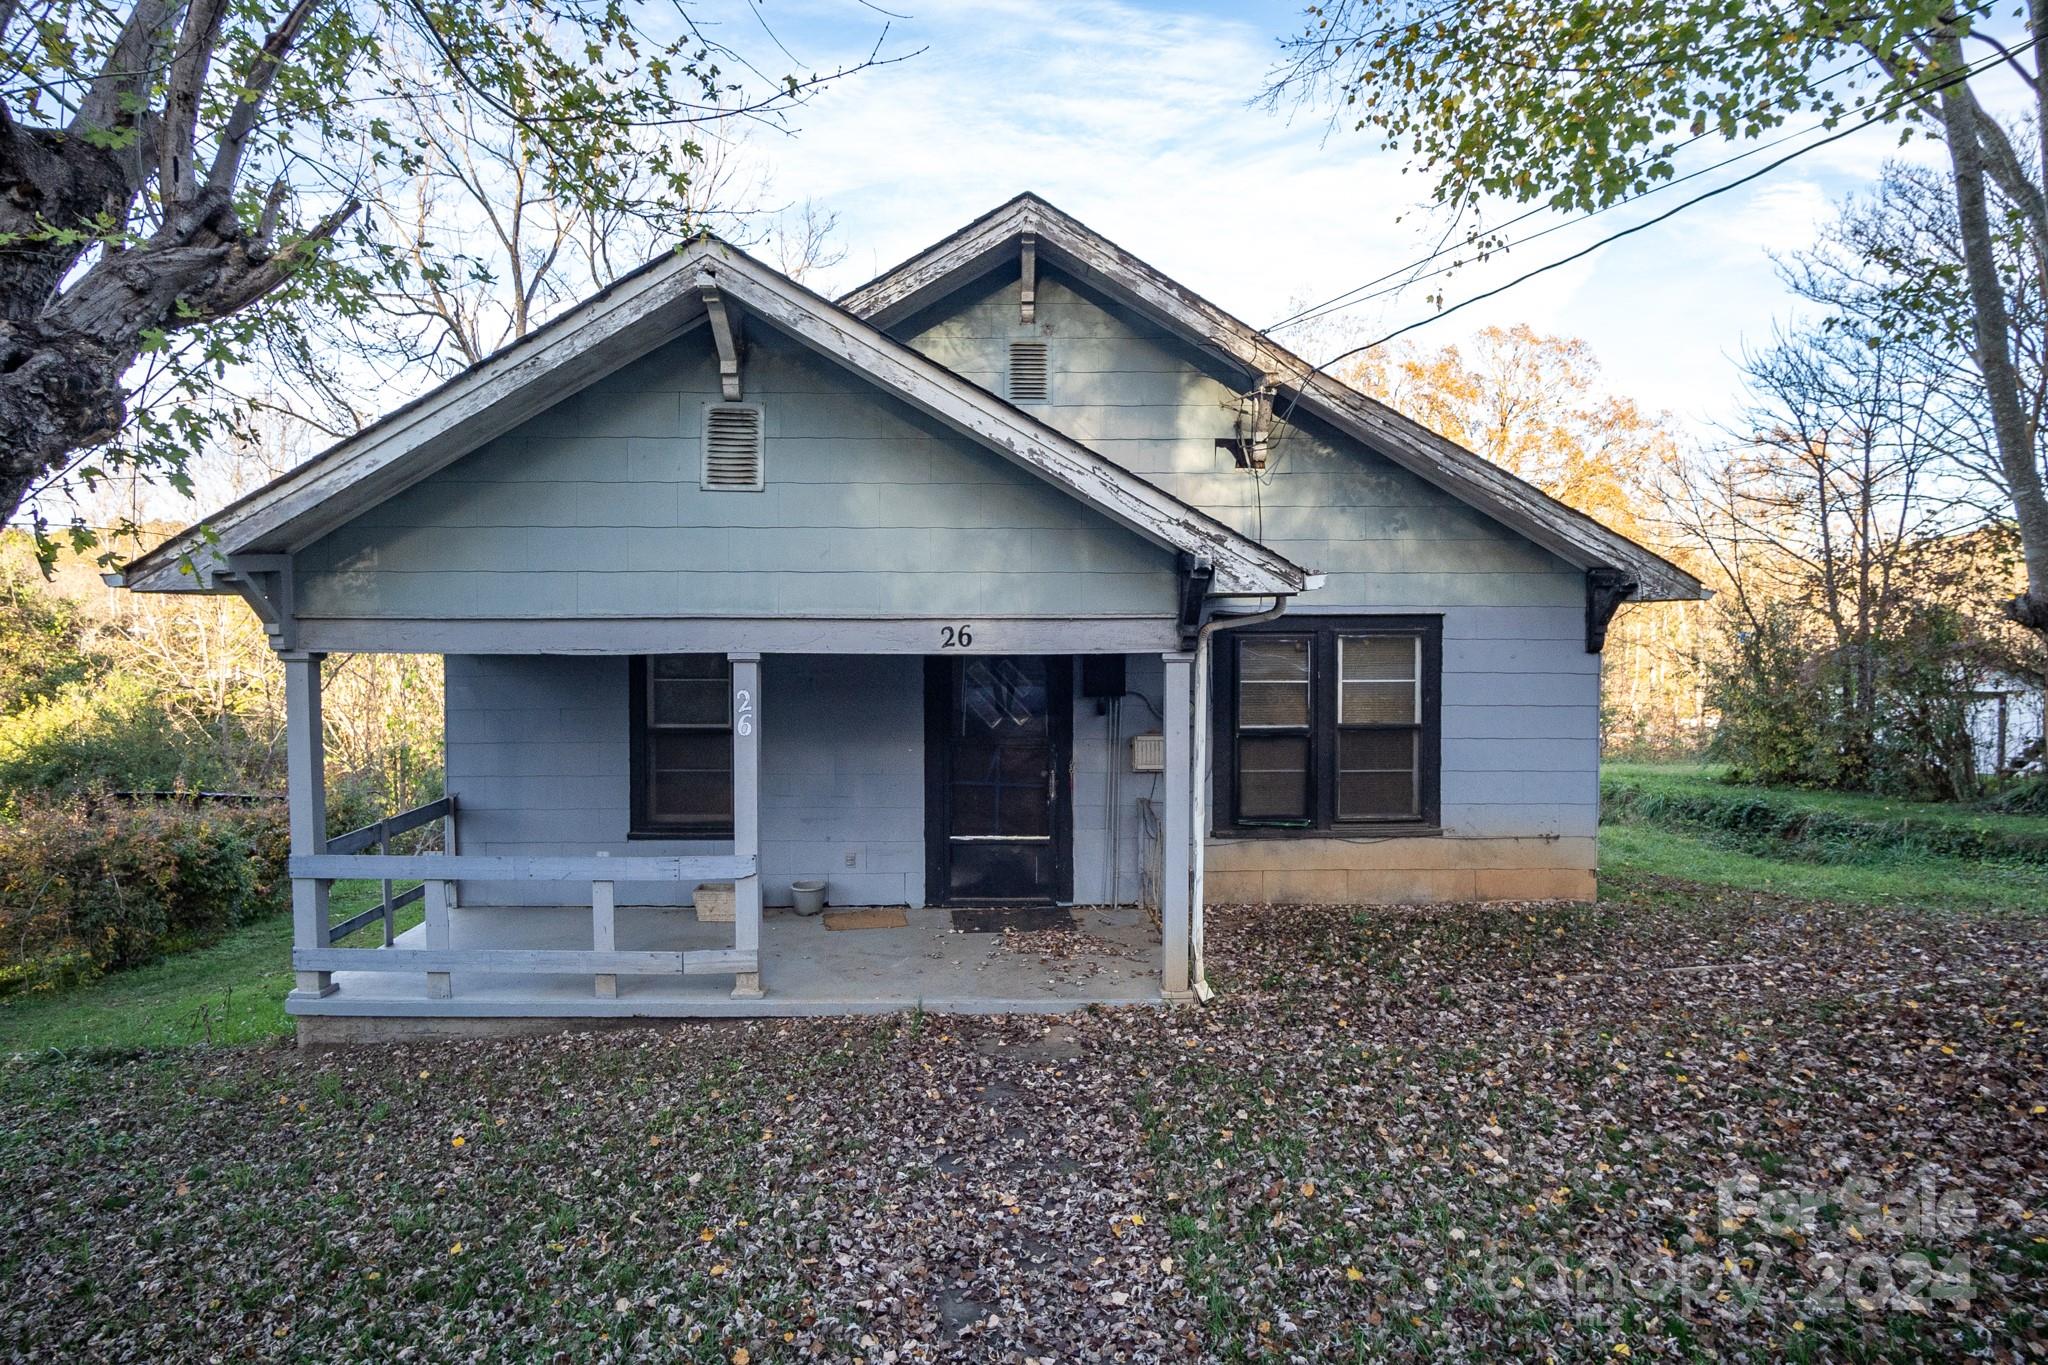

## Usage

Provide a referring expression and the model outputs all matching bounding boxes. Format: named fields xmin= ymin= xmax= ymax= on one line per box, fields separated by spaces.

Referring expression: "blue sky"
xmin=709 ymin=0 xmax=1979 ymax=435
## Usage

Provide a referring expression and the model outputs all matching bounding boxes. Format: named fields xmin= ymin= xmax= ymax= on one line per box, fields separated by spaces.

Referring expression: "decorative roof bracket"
xmin=1586 ymin=567 xmax=1639 ymax=653
xmin=213 ymin=553 xmax=298 ymax=653
xmin=1177 ymin=552 xmax=1216 ymax=648
xmin=1020 ymin=233 xmax=1037 ymax=324
xmin=703 ymin=283 xmax=746 ymax=401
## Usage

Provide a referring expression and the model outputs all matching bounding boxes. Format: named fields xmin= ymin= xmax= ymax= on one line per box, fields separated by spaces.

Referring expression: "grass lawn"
xmin=1603 ymin=762 xmax=2048 ymax=836
xmin=2 ymin=775 xmax=2044 ymax=1358
xmin=0 ymin=882 xmax=420 ymax=1054
xmin=1599 ymin=823 xmax=2048 ymax=913
xmin=3 ymin=882 xmax=2042 ymax=1361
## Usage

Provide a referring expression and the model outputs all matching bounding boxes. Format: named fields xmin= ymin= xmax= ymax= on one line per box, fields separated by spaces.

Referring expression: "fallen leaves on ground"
xmin=2 ymin=876 xmax=2044 ymax=1361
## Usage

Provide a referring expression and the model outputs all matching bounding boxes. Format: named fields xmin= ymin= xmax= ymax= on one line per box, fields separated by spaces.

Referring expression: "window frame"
xmin=628 ymin=654 xmax=736 ymax=839
xmin=1210 ymin=615 xmax=1442 ymax=835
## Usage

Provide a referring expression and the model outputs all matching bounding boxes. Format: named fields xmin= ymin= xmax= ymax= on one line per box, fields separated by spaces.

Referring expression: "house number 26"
xmin=735 ymin=689 xmax=754 ymax=737
xmin=939 ymin=624 xmax=975 ymax=648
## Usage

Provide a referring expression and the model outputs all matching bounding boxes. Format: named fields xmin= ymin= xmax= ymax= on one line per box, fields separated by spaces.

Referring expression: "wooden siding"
xmin=902 ymin=267 xmax=1601 ymax=862
xmin=295 ymin=326 xmax=1180 ymax=620
xmin=445 ymin=651 xmax=1157 ymax=910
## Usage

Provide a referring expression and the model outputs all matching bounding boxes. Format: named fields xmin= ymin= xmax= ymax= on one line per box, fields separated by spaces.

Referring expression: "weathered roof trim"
xmin=121 ymin=236 xmax=1307 ymax=598
xmin=841 ymin=193 xmax=1706 ymax=603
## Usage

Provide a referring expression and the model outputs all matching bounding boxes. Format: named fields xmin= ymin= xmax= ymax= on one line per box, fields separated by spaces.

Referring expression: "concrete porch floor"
xmin=288 ymin=902 xmax=1164 ymax=1023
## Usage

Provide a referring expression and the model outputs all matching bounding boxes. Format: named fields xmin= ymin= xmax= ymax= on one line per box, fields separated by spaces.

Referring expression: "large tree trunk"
xmin=1936 ymin=37 xmax=2048 ymax=635
xmin=0 ymin=0 xmax=346 ymax=529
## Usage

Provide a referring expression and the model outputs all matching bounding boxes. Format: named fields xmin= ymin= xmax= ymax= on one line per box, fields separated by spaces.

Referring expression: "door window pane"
xmin=959 ymin=657 xmax=1049 ymax=737
xmin=948 ymin=658 xmax=1054 ymax=839
xmin=1239 ymin=637 xmax=1310 ymax=728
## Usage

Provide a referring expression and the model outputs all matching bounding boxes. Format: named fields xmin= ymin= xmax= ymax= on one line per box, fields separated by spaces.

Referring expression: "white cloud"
xmin=711 ymin=0 xmax=1910 ymax=433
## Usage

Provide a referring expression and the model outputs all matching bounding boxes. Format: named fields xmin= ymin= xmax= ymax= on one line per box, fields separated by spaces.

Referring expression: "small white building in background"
xmin=1967 ymin=670 xmax=2046 ymax=776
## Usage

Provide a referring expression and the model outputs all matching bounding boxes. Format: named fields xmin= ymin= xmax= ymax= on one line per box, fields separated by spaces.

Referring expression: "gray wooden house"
xmin=114 ymin=194 xmax=1701 ymax=1031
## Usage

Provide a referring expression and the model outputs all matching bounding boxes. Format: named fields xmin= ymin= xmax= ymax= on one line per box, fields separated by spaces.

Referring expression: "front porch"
xmin=287 ymin=901 xmax=1163 ymax=1020
xmin=279 ymin=640 xmax=1205 ymax=1027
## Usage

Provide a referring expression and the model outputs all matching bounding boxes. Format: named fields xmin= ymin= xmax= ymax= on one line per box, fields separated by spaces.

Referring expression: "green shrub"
xmin=0 ymin=572 xmax=101 ymax=716
xmin=1985 ymin=776 xmax=2048 ymax=816
xmin=1601 ymin=774 xmax=2048 ymax=865
xmin=1704 ymin=601 xmax=1983 ymax=800
xmin=0 ymin=800 xmax=288 ymax=996
xmin=0 ymin=674 xmax=251 ymax=804
xmin=1703 ymin=604 xmax=1829 ymax=787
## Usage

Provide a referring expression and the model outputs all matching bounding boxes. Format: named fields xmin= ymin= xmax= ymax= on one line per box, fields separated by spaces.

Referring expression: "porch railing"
xmin=320 ymin=793 xmax=456 ymax=947
xmin=289 ymin=843 xmax=757 ymax=998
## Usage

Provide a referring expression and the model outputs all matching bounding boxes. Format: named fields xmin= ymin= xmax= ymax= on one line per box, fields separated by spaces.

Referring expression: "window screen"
xmin=1337 ymin=635 xmax=1421 ymax=820
xmin=1216 ymin=619 xmax=1439 ymax=832
xmin=1234 ymin=636 xmax=1312 ymax=823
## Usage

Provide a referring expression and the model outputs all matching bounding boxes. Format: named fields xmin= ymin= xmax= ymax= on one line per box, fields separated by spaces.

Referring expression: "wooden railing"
xmin=288 ymin=848 xmax=757 ymax=998
xmin=321 ymin=793 xmax=457 ymax=947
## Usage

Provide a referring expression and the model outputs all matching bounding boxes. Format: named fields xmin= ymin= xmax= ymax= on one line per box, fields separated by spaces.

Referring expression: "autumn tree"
xmin=1266 ymin=1 xmax=2048 ymax=637
xmin=1336 ymin=324 xmax=1707 ymax=750
xmin=1785 ymin=156 xmax=2043 ymax=535
xmin=1341 ymin=324 xmax=1676 ymax=540
xmin=1 ymin=0 xmax=893 ymax=562
xmin=1716 ymin=324 xmax=1976 ymax=783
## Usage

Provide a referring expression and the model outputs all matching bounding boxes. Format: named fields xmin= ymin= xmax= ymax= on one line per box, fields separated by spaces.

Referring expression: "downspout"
xmin=1185 ymin=591 xmax=1297 ymax=1002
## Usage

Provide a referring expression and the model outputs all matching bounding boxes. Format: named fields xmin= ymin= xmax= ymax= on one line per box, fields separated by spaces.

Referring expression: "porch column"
xmin=1160 ymin=650 xmax=1195 ymax=1001
xmin=1188 ymin=633 xmax=1212 ymax=999
xmin=729 ymin=652 xmax=764 ymax=999
xmin=283 ymin=652 xmax=334 ymax=999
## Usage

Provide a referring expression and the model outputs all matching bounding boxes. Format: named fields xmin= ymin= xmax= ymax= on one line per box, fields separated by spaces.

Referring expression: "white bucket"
xmin=790 ymin=879 xmax=827 ymax=916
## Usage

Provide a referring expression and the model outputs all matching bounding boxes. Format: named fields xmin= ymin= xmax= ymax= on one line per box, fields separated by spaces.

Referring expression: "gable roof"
xmin=116 ymin=236 xmax=1311 ymax=599
xmin=841 ymin=193 xmax=1705 ymax=603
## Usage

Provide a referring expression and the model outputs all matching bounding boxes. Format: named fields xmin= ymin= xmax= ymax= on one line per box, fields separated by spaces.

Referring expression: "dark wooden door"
xmin=925 ymin=655 xmax=1072 ymax=903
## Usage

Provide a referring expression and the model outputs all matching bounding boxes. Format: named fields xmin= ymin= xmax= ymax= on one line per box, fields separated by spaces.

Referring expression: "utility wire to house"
xmin=1258 ymin=37 xmax=2032 ymax=434
xmin=1261 ymin=45 xmax=1896 ymax=337
xmin=1264 ymin=14 xmax=2016 ymax=346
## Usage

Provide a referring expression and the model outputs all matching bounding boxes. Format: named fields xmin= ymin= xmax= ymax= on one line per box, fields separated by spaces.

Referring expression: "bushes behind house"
xmin=0 ymin=800 xmax=290 ymax=996
xmin=1601 ymin=769 xmax=2048 ymax=866
xmin=1702 ymin=601 xmax=1985 ymax=800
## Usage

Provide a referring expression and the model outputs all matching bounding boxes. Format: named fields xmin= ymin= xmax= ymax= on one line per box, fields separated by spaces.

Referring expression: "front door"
xmin=926 ymin=655 xmax=1072 ymax=903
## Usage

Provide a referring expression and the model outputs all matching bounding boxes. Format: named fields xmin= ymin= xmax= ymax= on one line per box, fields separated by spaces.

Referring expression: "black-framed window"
xmin=1212 ymin=616 xmax=1441 ymax=832
xmin=629 ymin=655 xmax=734 ymax=836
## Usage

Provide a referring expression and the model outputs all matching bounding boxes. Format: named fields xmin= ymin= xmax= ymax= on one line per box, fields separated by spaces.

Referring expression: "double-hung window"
xmin=629 ymin=655 xmax=734 ymax=836
xmin=1214 ymin=617 xmax=1440 ymax=832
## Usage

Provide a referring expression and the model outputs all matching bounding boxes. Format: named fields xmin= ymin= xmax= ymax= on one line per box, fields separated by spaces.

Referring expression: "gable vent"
xmin=1008 ymin=341 xmax=1049 ymax=403
xmin=702 ymin=404 xmax=764 ymax=491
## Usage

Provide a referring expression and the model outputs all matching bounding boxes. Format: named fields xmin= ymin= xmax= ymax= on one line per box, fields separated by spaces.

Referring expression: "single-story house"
xmin=111 ymin=194 xmax=1703 ymax=1033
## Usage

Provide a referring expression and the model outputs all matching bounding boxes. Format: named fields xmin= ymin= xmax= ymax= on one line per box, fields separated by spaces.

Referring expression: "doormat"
xmin=822 ymin=906 xmax=909 ymax=931
xmin=951 ymin=905 xmax=1077 ymax=935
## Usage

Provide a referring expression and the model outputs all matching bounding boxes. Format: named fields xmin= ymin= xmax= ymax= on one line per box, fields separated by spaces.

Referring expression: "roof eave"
xmin=841 ymin=195 xmax=1706 ymax=604
xmin=123 ymin=228 xmax=1310 ymax=601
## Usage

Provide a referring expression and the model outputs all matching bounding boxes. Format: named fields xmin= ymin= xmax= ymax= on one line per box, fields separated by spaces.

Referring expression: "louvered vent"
xmin=1008 ymin=341 xmax=1049 ymax=403
xmin=702 ymin=404 xmax=764 ymax=491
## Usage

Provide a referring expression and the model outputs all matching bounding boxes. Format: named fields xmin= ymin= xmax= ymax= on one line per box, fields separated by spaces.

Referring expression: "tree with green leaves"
xmin=1267 ymin=0 xmax=2048 ymax=636
xmin=1 ymin=0 xmax=893 ymax=565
